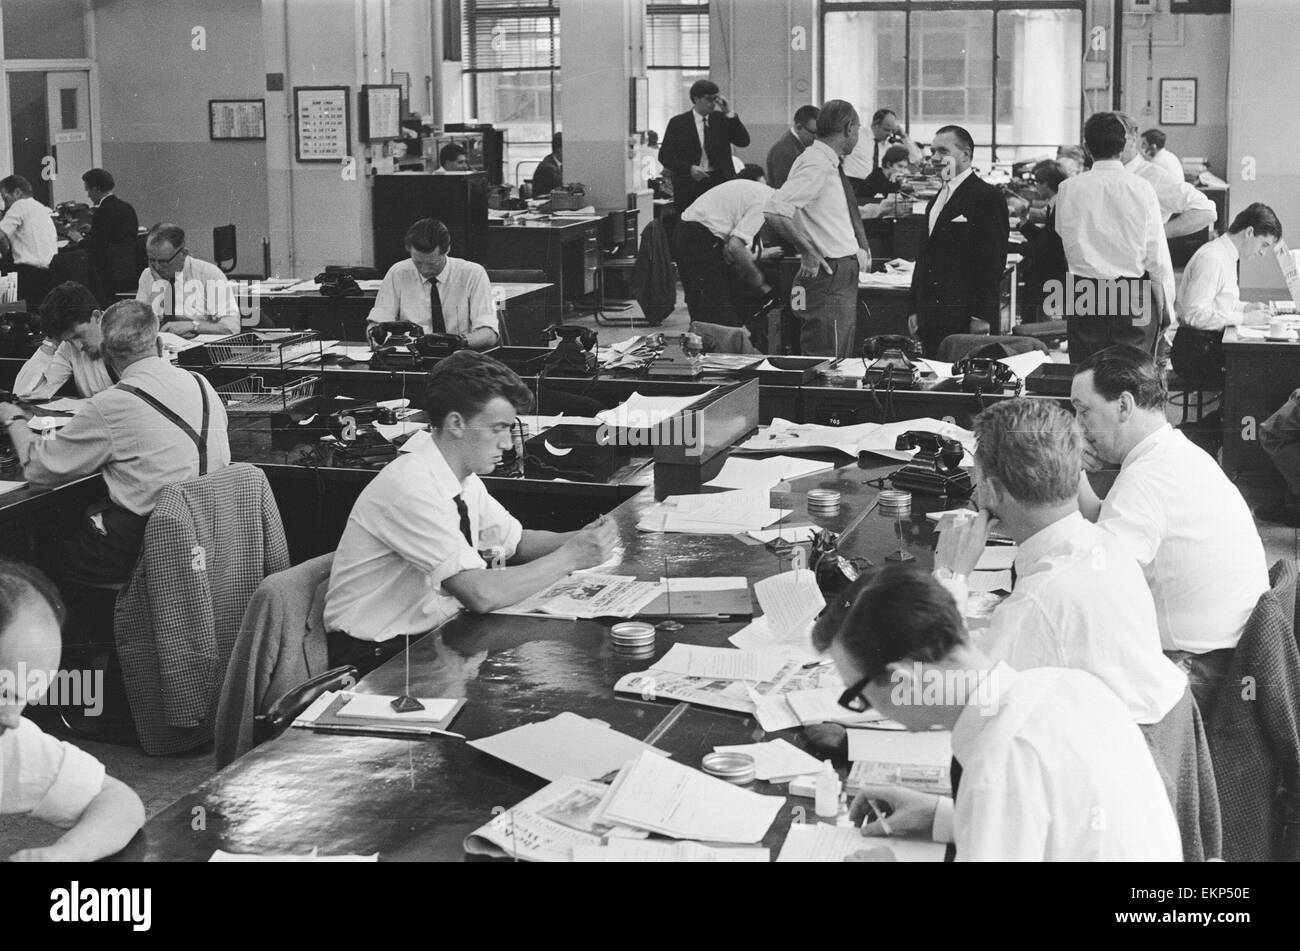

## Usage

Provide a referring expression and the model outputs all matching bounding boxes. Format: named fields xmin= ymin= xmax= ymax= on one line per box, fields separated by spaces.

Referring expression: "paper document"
xmin=328 ymin=344 xmax=374 ymax=362
xmin=496 ymin=574 xmax=661 ymax=620
xmin=998 ymin=350 xmax=1054 ymax=380
xmin=596 ymin=391 xmax=710 ymax=429
xmin=974 ymin=546 xmax=1017 ymax=571
xmin=572 ymin=841 xmax=768 ymax=862
xmin=463 ymin=778 xmax=610 ymax=862
xmin=735 ymin=418 xmax=880 ymax=457
xmin=639 ymin=577 xmax=752 ymax=616
xmin=706 ymin=455 xmax=834 ymax=490
xmin=157 ymin=331 xmax=207 ymax=352
xmin=653 ymin=645 xmax=786 ymax=682
xmin=847 ymin=728 xmax=951 ymax=767
xmin=745 ymin=526 xmax=818 ymax=545
xmin=776 ymin=824 xmax=944 ymax=862
xmin=336 ymin=694 xmax=459 ymax=723
xmin=727 ymin=616 xmax=819 ymax=662
xmin=754 ymin=569 xmax=826 ymax=639
xmin=713 ymin=739 xmax=824 ymax=782
xmin=784 ymin=688 xmax=897 ymax=728
xmin=467 ymin=711 xmax=668 ymax=782
xmin=210 ymin=848 xmax=377 ymax=862
xmin=0 ymin=481 xmax=26 ymax=496
xmin=593 ymin=752 xmax=783 ymax=844
xmin=968 ymin=570 xmax=1012 ymax=593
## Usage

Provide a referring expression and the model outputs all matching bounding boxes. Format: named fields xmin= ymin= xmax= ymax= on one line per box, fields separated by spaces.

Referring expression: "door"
xmin=45 ymin=70 xmax=92 ymax=207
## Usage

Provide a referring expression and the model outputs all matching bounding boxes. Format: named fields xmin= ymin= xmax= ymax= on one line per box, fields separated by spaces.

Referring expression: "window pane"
xmin=648 ymin=68 xmax=708 ymax=142
xmin=2 ymin=0 xmax=86 ymax=59
xmin=909 ymin=11 xmax=993 ymax=150
xmin=646 ymin=1 xmax=709 ymax=70
xmin=473 ymin=71 xmax=558 ymax=185
xmin=995 ymin=9 xmax=1083 ymax=162
xmin=823 ymin=10 xmax=907 ymax=121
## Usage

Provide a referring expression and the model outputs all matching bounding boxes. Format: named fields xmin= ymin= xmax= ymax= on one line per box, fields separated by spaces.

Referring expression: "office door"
xmin=45 ymin=70 xmax=92 ymax=206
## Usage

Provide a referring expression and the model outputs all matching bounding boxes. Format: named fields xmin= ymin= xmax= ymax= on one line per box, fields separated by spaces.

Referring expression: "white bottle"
xmin=814 ymin=761 xmax=841 ymax=819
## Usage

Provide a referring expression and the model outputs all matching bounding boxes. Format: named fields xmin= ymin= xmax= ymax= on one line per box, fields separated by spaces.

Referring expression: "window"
xmin=822 ymin=1 xmax=1083 ymax=165
xmin=1 ymin=0 xmax=87 ymax=60
xmin=462 ymin=0 xmax=559 ymax=184
xmin=645 ymin=1 xmax=709 ymax=141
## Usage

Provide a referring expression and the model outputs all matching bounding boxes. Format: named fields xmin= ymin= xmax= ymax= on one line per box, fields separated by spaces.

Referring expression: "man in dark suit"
xmin=907 ymin=126 xmax=1010 ymax=356
xmin=1019 ymin=159 xmax=1069 ymax=322
xmin=68 ymin=168 xmax=138 ymax=295
xmin=765 ymin=105 xmax=819 ymax=189
xmin=532 ymin=132 xmax=563 ymax=196
xmin=659 ymin=79 xmax=750 ymax=212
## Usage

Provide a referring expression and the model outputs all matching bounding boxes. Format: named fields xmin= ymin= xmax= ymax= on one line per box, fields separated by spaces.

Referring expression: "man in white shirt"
xmin=673 ymin=173 xmax=775 ymax=332
xmin=134 ymin=223 xmax=241 ymax=336
xmin=14 ymin=281 xmax=115 ymax=400
xmin=1056 ymin=113 xmax=1173 ymax=363
xmin=813 ymin=564 xmax=1181 ymax=862
xmin=0 ymin=174 xmax=58 ymax=308
xmin=0 ymin=559 xmax=145 ymax=861
xmin=1119 ymin=115 xmax=1216 ymax=240
xmin=325 ymin=351 xmax=617 ymax=669
xmin=1142 ymin=128 xmax=1185 ymax=183
xmin=1073 ymin=346 xmax=1269 ymax=713
xmin=764 ymin=99 xmax=872 ymax=357
xmin=366 ymin=217 xmax=498 ymax=350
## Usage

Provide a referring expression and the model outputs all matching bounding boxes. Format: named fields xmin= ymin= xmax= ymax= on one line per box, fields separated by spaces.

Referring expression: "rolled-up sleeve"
xmin=464 ymin=265 xmax=499 ymax=336
xmin=20 ymin=402 xmax=114 ymax=489
xmin=2 ymin=721 xmax=106 ymax=828
xmin=357 ymin=490 xmax=485 ymax=601
xmin=367 ymin=269 xmax=401 ymax=325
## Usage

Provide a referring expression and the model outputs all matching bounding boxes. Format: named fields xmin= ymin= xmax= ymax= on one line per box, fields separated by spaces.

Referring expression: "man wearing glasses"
xmin=814 ymin=563 xmax=1181 ymax=861
xmin=765 ymin=105 xmax=819 ymax=190
xmin=135 ymin=223 xmax=240 ymax=337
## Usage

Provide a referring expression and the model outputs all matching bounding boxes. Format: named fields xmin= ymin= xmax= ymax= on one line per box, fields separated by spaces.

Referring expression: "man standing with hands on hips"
xmin=659 ymin=80 xmax=750 ymax=212
xmin=763 ymin=100 xmax=872 ymax=358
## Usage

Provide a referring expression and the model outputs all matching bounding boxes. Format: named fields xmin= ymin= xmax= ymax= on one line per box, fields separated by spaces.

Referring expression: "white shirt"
xmin=1098 ymin=424 xmax=1269 ymax=653
xmin=1176 ymin=234 xmax=1246 ymax=331
xmin=928 ymin=167 xmax=973 ymax=235
xmin=0 ymin=196 xmax=58 ymax=268
xmin=930 ymin=665 xmax=1182 ymax=861
xmin=1 ymin=718 xmax=106 ymax=827
xmin=1149 ymin=148 xmax=1184 ymax=182
xmin=694 ymin=111 xmax=711 ymax=173
xmin=682 ymin=179 xmax=774 ymax=247
xmin=135 ymin=256 xmax=241 ymax=329
xmin=14 ymin=340 xmax=114 ymax=400
xmin=1124 ymin=155 xmax=1216 ymax=226
xmin=1056 ymin=160 xmax=1174 ymax=307
xmin=366 ymin=256 xmax=498 ymax=340
xmin=765 ymin=140 xmax=858 ymax=260
xmin=968 ymin=512 xmax=1187 ymax=724
xmin=325 ymin=437 xmax=523 ymax=641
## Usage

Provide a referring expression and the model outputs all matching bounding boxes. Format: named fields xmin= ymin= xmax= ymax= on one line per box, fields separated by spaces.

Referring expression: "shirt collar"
xmin=1015 ymin=511 xmax=1087 ymax=576
xmin=951 ymin=661 xmax=1017 ymax=762
xmin=1215 ymin=232 xmax=1239 ymax=263
xmin=943 ymin=167 xmax=974 ymax=191
xmin=1091 ymin=158 xmax=1125 ymax=172
xmin=1121 ymin=422 xmax=1176 ymax=468
xmin=419 ymin=434 xmax=471 ymax=497
xmin=809 ymin=139 xmax=839 ymax=165
xmin=119 ymin=355 xmax=169 ymax=380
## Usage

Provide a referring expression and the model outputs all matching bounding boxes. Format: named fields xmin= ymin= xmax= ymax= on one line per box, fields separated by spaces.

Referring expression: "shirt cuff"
xmin=764 ymin=197 xmax=798 ymax=219
xmin=931 ymin=794 xmax=956 ymax=844
xmin=30 ymin=741 xmax=107 ymax=829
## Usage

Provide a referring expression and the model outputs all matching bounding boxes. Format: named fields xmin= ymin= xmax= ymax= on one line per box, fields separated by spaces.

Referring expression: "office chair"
xmin=214 ymin=224 xmax=237 ymax=274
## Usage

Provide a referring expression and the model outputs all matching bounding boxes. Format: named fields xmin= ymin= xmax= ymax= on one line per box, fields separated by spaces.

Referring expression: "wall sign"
xmin=1160 ymin=78 xmax=1197 ymax=126
xmin=209 ymin=99 xmax=266 ymax=140
xmin=360 ymin=84 xmax=403 ymax=142
xmin=294 ymin=86 xmax=351 ymax=162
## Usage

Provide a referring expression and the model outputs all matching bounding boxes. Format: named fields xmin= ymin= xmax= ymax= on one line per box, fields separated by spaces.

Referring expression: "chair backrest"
xmin=213 ymin=224 xmax=237 ymax=274
xmin=49 ymin=249 xmax=108 ymax=308
xmin=935 ymin=333 xmax=1047 ymax=363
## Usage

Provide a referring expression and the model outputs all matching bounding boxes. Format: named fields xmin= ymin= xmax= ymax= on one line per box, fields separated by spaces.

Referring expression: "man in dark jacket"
xmin=68 ymin=168 xmax=139 ymax=295
xmin=533 ymin=132 xmax=563 ymax=196
xmin=659 ymin=79 xmax=750 ymax=212
xmin=765 ymin=105 xmax=819 ymax=190
xmin=907 ymin=126 xmax=1010 ymax=356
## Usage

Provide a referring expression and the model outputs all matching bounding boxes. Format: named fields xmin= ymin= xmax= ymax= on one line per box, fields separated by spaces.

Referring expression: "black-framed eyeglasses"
xmin=838 ymin=674 xmax=873 ymax=713
xmin=147 ymin=246 xmax=185 ymax=268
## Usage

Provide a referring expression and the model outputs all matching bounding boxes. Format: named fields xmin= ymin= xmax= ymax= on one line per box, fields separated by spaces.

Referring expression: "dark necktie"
xmin=429 ymin=276 xmax=446 ymax=334
xmin=873 ymin=140 xmax=880 ymax=170
xmin=950 ymin=755 xmax=963 ymax=800
xmin=454 ymin=494 xmax=472 ymax=546
xmin=701 ymin=114 xmax=710 ymax=172
xmin=838 ymin=160 xmax=871 ymax=257
xmin=107 ymin=363 xmax=120 ymax=384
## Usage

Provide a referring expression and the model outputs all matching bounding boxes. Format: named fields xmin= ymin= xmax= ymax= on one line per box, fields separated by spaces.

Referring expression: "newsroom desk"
xmin=485 ymin=217 xmax=603 ymax=315
xmin=1221 ymin=326 xmax=1300 ymax=475
xmin=118 ymin=461 xmax=941 ymax=861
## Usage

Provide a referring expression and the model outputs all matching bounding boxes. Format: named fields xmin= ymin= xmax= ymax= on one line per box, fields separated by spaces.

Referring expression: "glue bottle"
xmin=815 ymin=761 xmax=841 ymax=819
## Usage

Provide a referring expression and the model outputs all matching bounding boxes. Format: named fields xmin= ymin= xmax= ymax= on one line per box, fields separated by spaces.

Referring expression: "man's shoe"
xmin=1254 ymin=502 xmax=1300 ymax=528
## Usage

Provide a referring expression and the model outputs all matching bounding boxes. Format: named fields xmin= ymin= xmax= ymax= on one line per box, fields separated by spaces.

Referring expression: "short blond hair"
xmin=973 ymin=398 xmax=1083 ymax=506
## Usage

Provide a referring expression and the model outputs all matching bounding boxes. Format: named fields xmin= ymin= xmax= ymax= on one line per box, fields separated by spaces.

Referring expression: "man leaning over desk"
xmin=135 ymin=223 xmax=241 ymax=337
xmin=323 ymin=351 xmax=617 ymax=674
xmin=366 ymin=217 xmax=499 ymax=351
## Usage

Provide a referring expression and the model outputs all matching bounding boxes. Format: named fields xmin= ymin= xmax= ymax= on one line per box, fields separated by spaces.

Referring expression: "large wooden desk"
xmin=485 ymin=217 xmax=603 ymax=315
xmin=118 ymin=462 xmax=939 ymax=861
xmin=1221 ymin=327 xmax=1300 ymax=475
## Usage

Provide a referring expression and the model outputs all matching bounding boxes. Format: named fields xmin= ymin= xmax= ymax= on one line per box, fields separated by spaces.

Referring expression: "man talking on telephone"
xmin=659 ymin=80 xmax=750 ymax=213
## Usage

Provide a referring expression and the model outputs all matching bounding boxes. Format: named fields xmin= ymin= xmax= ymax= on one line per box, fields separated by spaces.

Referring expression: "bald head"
xmin=0 ymin=561 xmax=64 ymax=731
xmin=101 ymin=300 xmax=160 ymax=372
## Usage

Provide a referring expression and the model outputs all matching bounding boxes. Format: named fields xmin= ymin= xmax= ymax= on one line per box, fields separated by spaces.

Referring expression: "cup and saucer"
xmin=1266 ymin=318 xmax=1299 ymax=342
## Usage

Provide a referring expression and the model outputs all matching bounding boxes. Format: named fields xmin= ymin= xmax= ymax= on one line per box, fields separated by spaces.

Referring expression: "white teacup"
xmin=1270 ymin=318 xmax=1290 ymax=338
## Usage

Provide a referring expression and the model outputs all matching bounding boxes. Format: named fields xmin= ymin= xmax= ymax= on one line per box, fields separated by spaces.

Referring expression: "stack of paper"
xmin=846 ymin=729 xmax=953 ymax=795
xmin=495 ymin=574 xmax=661 ymax=620
xmin=713 ymin=739 xmax=824 ymax=783
xmin=572 ymin=840 xmax=768 ymax=862
xmin=637 ymin=488 xmax=792 ymax=535
xmin=776 ymin=823 xmax=944 ymax=862
xmin=653 ymin=644 xmax=787 ymax=682
xmin=0 ymin=481 xmax=26 ymax=496
xmin=784 ymin=688 xmax=898 ymax=728
xmin=705 ymin=455 xmax=835 ymax=490
xmin=727 ymin=569 xmax=826 ymax=665
xmin=595 ymin=391 xmax=711 ymax=430
xmin=467 ymin=712 xmax=668 ymax=782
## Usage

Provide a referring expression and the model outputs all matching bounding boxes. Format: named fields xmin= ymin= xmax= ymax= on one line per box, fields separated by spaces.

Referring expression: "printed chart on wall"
xmin=294 ymin=86 xmax=350 ymax=162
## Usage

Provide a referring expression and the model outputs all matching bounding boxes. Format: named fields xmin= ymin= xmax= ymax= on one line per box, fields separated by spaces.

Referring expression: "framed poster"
xmin=360 ymin=84 xmax=403 ymax=142
xmin=294 ymin=86 xmax=350 ymax=162
xmin=209 ymin=99 xmax=266 ymax=140
xmin=1160 ymin=78 xmax=1197 ymax=126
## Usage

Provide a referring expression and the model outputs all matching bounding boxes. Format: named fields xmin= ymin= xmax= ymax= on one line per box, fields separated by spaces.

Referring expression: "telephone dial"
xmin=952 ymin=357 xmax=1021 ymax=396
xmin=314 ymin=271 xmax=361 ymax=298
xmin=861 ymin=334 xmax=924 ymax=388
xmin=878 ymin=430 xmax=973 ymax=500
xmin=544 ymin=325 xmax=598 ymax=374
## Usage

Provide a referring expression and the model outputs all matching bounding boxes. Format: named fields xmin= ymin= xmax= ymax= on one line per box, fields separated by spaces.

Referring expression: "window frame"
xmin=461 ymin=0 xmax=560 ymax=146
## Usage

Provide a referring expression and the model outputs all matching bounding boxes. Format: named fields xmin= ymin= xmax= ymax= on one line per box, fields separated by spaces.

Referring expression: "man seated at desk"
xmin=0 ymin=301 xmax=231 ymax=586
xmin=855 ymin=144 xmax=911 ymax=205
xmin=433 ymin=142 xmax=470 ymax=174
xmin=0 ymin=175 xmax=58 ymax=308
xmin=814 ymin=564 xmax=1182 ymax=861
xmin=135 ymin=223 xmax=241 ymax=337
xmin=366 ymin=216 xmax=498 ymax=350
xmin=532 ymin=132 xmax=563 ymax=196
xmin=14 ymin=281 xmax=114 ymax=400
xmin=324 ymin=351 xmax=618 ymax=672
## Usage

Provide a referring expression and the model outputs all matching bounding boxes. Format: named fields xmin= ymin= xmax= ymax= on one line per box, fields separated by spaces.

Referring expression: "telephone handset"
xmin=861 ymin=334 xmax=923 ymax=388
xmin=952 ymin=357 xmax=1021 ymax=395
xmin=877 ymin=430 xmax=973 ymax=500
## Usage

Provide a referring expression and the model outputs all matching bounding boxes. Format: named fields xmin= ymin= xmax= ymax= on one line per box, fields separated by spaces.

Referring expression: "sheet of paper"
xmin=572 ymin=841 xmax=769 ymax=862
xmin=31 ymin=397 xmax=87 ymax=414
xmin=463 ymin=778 xmax=606 ymax=862
xmin=974 ymin=545 xmax=1017 ymax=571
xmin=594 ymin=751 xmax=783 ymax=844
xmin=671 ymin=488 xmax=767 ymax=520
xmin=784 ymin=687 xmax=895 ymax=728
xmin=328 ymin=344 xmax=374 ymax=362
xmin=846 ymin=728 xmax=952 ymax=768
xmin=595 ymin=391 xmax=710 ymax=429
xmin=727 ymin=616 xmax=819 ymax=661
xmin=705 ymin=455 xmax=834 ymax=490
xmin=639 ymin=577 xmax=752 ymax=617
xmin=734 ymin=418 xmax=881 ymax=457
xmin=1235 ymin=325 xmax=1270 ymax=339
xmin=157 ymin=331 xmax=207 ymax=352
xmin=653 ymin=644 xmax=786 ymax=682
xmin=745 ymin=525 xmax=819 ymax=544
xmin=660 ymin=509 xmax=787 ymax=534
xmin=0 ymin=480 xmax=26 ymax=496
xmin=210 ymin=848 xmax=378 ymax=862
xmin=467 ymin=712 xmax=668 ymax=782
xmin=336 ymin=694 xmax=458 ymax=723
xmin=753 ymin=569 xmax=826 ymax=639
xmin=967 ymin=570 xmax=1013 ymax=593
xmin=713 ymin=739 xmax=824 ymax=782
xmin=495 ymin=574 xmax=662 ymax=619
xmin=856 ymin=417 xmax=975 ymax=466
xmin=998 ymin=350 xmax=1055 ymax=380
xmin=775 ymin=823 xmax=944 ymax=862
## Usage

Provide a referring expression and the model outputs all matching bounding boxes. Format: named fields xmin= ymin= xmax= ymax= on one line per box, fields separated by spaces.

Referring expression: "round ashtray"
xmin=610 ymin=621 xmax=657 ymax=647
xmin=701 ymin=752 xmax=757 ymax=784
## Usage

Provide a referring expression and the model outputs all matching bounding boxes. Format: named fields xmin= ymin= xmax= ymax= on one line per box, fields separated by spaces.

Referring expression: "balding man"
xmin=0 ymin=301 xmax=231 ymax=585
xmin=135 ymin=223 xmax=240 ymax=337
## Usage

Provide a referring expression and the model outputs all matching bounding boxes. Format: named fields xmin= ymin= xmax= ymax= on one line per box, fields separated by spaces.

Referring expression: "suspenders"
xmin=117 ymin=372 xmax=212 ymax=476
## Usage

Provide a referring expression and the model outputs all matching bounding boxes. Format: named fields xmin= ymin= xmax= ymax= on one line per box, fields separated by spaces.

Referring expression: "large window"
xmin=645 ymin=1 xmax=709 ymax=142
xmin=462 ymin=0 xmax=559 ymax=185
xmin=822 ymin=1 xmax=1083 ymax=165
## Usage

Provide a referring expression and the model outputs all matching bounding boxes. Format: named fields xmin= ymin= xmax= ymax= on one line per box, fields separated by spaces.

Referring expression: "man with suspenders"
xmin=0 ymin=301 xmax=231 ymax=585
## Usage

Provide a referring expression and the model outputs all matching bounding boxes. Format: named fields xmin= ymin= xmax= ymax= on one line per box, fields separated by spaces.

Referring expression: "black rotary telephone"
xmin=315 ymin=271 xmax=361 ymax=298
xmin=881 ymin=430 xmax=973 ymax=500
xmin=544 ymin=325 xmax=598 ymax=374
xmin=412 ymin=332 xmax=469 ymax=361
xmin=952 ymin=357 xmax=1021 ymax=395
xmin=862 ymin=334 xmax=923 ymax=388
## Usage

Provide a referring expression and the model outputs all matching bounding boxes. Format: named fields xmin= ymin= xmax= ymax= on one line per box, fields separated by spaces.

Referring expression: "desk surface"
xmin=120 ymin=462 xmax=940 ymax=861
xmin=254 ymin=280 xmax=552 ymax=304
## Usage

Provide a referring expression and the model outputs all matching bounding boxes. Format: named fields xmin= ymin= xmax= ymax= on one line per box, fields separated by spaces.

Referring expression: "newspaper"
xmin=495 ymin=574 xmax=662 ymax=620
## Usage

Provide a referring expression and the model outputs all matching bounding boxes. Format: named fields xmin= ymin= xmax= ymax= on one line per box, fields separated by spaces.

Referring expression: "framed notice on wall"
xmin=360 ymin=84 xmax=402 ymax=142
xmin=1160 ymin=78 xmax=1198 ymax=126
xmin=294 ymin=86 xmax=350 ymax=162
xmin=209 ymin=100 xmax=265 ymax=140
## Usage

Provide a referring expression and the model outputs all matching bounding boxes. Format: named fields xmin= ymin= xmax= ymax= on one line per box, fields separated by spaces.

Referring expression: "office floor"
xmin=4 ymin=291 xmax=1295 ymax=858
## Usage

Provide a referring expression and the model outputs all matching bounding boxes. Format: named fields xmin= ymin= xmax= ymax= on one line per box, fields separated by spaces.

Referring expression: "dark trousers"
xmin=14 ymin=264 xmax=52 ymax=310
xmin=60 ymin=503 xmax=148 ymax=587
xmin=326 ymin=629 xmax=413 ymax=680
xmin=1064 ymin=273 xmax=1161 ymax=364
xmin=1165 ymin=647 xmax=1235 ymax=724
xmin=1261 ymin=387 xmax=1300 ymax=510
xmin=792 ymin=255 xmax=858 ymax=357
xmin=672 ymin=221 xmax=741 ymax=327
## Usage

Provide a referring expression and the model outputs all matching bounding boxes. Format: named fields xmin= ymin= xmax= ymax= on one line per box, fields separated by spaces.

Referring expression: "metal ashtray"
xmin=701 ymin=752 xmax=757 ymax=784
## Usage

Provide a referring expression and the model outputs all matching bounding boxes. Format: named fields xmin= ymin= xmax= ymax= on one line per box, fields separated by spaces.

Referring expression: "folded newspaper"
xmin=495 ymin=574 xmax=662 ymax=620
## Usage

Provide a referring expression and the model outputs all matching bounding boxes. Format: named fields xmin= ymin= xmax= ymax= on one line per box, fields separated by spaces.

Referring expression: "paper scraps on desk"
xmin=653 ymin=644 xmax=787 ymax=682
xmin=495 ymin=573 xmax=661 ymax=619
xmin=713 ymin=739 xmax=823 ymax=783
xmin=595 ymin=391 xmax=712 ymax=429
xmin=706 ymin=455 xmax=834 ymax=490
xmin=467 ymin=711 xmax=668 ymax=782
xmin=856 ymin=417 xmax=975 ymax=467
xmin=572 ymin=840 xmax=769 ymax=862
xmin=637 ymin=488 xmax=792 ymax=535
xmin=464 ymin=778 xmax=633 ymax=862
xmin=593 ymin=751 xmax=783 ymax=844
xmin=776 ymin=824 xmax=944 ymax=862
xmin=754 ymin=569 xmax=825 ymax=641
xmin=210 ymin=848 xmax=377 ymax=862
